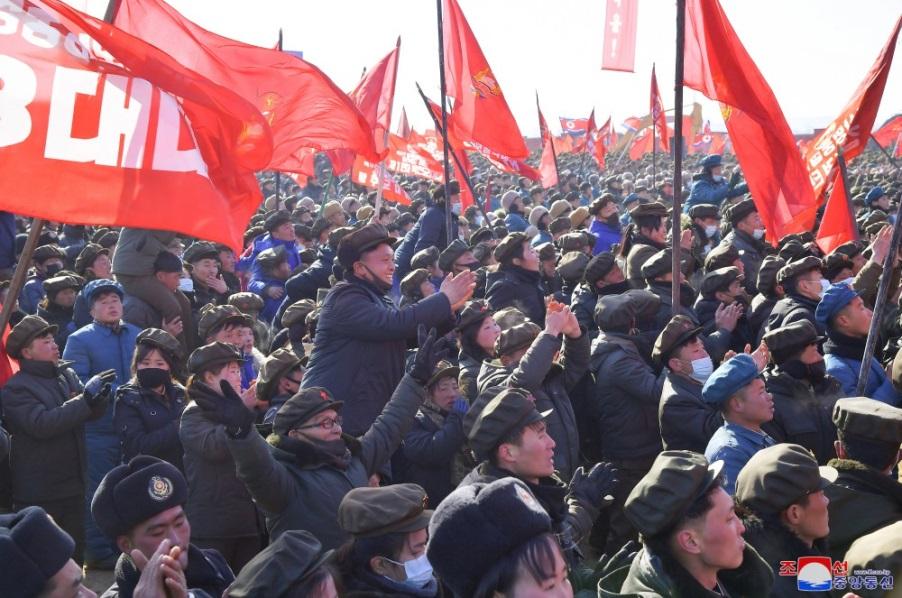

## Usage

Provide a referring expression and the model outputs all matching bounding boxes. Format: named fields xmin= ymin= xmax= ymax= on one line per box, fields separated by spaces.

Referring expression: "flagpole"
xmin=274 ymin=28 xmax=283 ymax=203
xmin=671 ymin=0 xmax=686 ymax=315
xmin=373 ymin=37 xmax=402 ymax=222
xmin=871 ymin=134 xmax=901 ymax=170
xmin=435 ymin=0 xmax=454 ymax=247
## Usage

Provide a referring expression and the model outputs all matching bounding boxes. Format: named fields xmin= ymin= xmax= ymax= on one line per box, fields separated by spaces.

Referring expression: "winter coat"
xmin=598 ymin=545 xmax=773 ymax=598
xmin=276 ymin=245 xmax=336 ymax=321
xmin=824 ymin=331 xmax=902 ymax=406
xmin=457 ymin=349 xmax=487 ymax=404
xmin=625 ymin=234 xmax=664 ymax=289
xmin=247 ymin=273 xmax=285 ymax=323
xmin=122 ymin=294 xmax=162 ymax=330
xmin=485 ymin=265 xmax=546 ymax=326
xmin=590 ymin=219 xmax=622 ymax=255
xmin=37 ymin=303 xmax=77 ymax=352
xmin=62 ymin=321 xmax=141 ymax=438
xmin=824 ymin=458 xmax=902 ymax=559
xmin=721 ymin=230 xmax=768 ymax=296
xmin=100 ymin=544 xmax=233 ymax=598
xmin=705 ymin=422 xmax=776 ymax=495
xmin=112 ymin=382 xmax=187 ymax=470
xmin=180 ymin=394 xmax=260 ymax=539
xmin=19 ymin=275 xmax=47 ymax=315
xmin=302 ymin=275 xmax=452 ymax=435
xmin=659 ymin=370 xmax=723 ymax=454
xmin=473 ymin=330 xmax=589 ymax=480
xmin=237 ymin=234 xmax=300 ymax=274
xmin=1 ymin=359 xmax=98 ymax=503
xmin=0 ymin=211 xmax=16 ymax=271
xmin=224 ymin=374 xmax=425 ymax=549
xmin=394 ymin=205 xmax=458 ymax=281
xmin=589 ymin=332 xmax=666 ymax=461
xmin=570 ymin=283 xmax=600 ymax=339
xmin=504 ymin=211 xmax=529 ymax=233
xmin=694 ymin=296 xmax=753 ymax=352
xmin=765 ymin=292 xmax=824 ymax=336
xmin=748 ymin=294 xmax=777 ymax=346
xmin=342 ymin=568 xmax=440 ymax=598
xmin=111 ymin=228 xmax=176 ymax=277
xmin=684 ymin=174 xmax=748 ymax=212
xmin=761 ymin=367 xmax=841 ymax=464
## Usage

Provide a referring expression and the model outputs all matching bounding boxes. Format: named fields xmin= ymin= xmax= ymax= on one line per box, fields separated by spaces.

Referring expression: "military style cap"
xmin=548 ymin=216 xmax=572 ymax=236
xmin=557 ymin=251 xmax=589 ymax=283
xmin=756 ymin=255 xmax=786 ymax=296
xmin=281 ymin=299 xmax=316 ymax=328
xmin=641 ymin=248 xmax=674 ymax=280
xmin=865 ymin=221 xmax=888 ymax=237
xmin=227 ymin=292 xmax=264 ymax=314
xmin=469 ymin=227 xmax=495 ymax=247
xmin=570 ymin=206 xmax=590 ymax=229
xmin=32 ymin=244 xmax=66 ymax=263
xmin=339 ymin=483 xmax=433 ymax=538
xmin=410 ymin=246 xmax=440 ymax=271
xmin=726 ymin=198 xmax=757 ymax=225
xmin=701 ymin=354 xmax=760 ymax=405
xmin=762 ymin=320 xmax=822 ymax=361
xmin=493 ymin=307 xmax=526 ymax=330
xmin=466 ymin=388 xmax=552 ymax=459
xmin=814 ymin=283 xmax=860 ymax=327
xmin=689 ymin=204 xmax=720 ymax=220
xmin=154 ymin=250 xmax=183 ymax=274
xmin=91 ymin=456 xmax=188 ymax=539
xmin=42 ymin=275 xmax=82 ymax=295
xmin=858 ymin=210 xmax=888 ymax=230
xmin=310 ymin=217 xmax=332 ymax=238
xmin=74 ymin=243 xmax=109 ymax=275
xmin=833 ymin=397 xmax=902 ymax=446
xmin=629 ymin=201 xmax=668 ymax=219
xmin=558 ymin=232 xmax=587 ymax=254
xmin=495 ymin=321 xmax=541 ymax=357
xmin=401 ymin=269 xmax=431 ymax=298
xmin=549 ymin=199 xmax=572 ymax=219
xmin=356 ymin=205 xmax=374 ymax=222
xmin=700 ymin=266 xmax=743 ymax=298
xmin=621 ymin=193 xmax=641 ymax=208
xmin=7 ymin=315 xmax=57 ymax=359
xmin=822 ymin=252 xmax=854 ymax=281
xmin=256 ymin=348 xmax=302 ymax=404
xmin=584 ymin=252 xmax=617 ymax=286
xmin=273 ymin=387 xmax=343 ymax=435
xmin=84 ymin=278 xmax=123 ymax=304
xmin=256 ymin=245 xmax=288 ymax=270
xmin=0 ymin=506 xmax=76 ymax=598
xmin=588 ymin=194 xmax=617 ymax=216
xmin=426 ymin=360 xmax=459 ymax=389
xmin=456 ymin=300 xmax=493 ymax=331
xmin=833 ymin=241 xmax=864 ymax=259
xmin=653 ymin=315 xmax=704 ymax=367
xmin=187 ymin=341 xmax=243 ymax=375
xmin=321 ymin=201 xmax=343 ymax=221
xmin=776 ymin=255 xmax=822 ymax=285
xmin=183 ymin=241 xmax=219 ymax=264
xmin=337 ymin=222 xmax=394 ymax=270
xmin=494 ymin=232 xmax=529 ymax=264
xmin=735 ymin=443 xmax=837 ymax=516
xmin=197 ymin=304 xmax=252 ymax=341
xmin=264 ymin=210 xmax=292 ymax=233
xmin=594 ymin=293 xmax=636 ymax=333
xmin=136 ymin=328 xmax=183 ymax=360
xmin=704 ymin=242 xmax=740 ymax=272
xmin=226 ymin=531 xmax=332 ymax=598
xmin=701 ymin=154 xmax=722 ymax=168
xmin=624 ymin=451 xmax=724 ymax=537
xmin=439 ymin=239 xmax=469 ymax=272
xmin=842 ymin=522 xmax=902 ymax=597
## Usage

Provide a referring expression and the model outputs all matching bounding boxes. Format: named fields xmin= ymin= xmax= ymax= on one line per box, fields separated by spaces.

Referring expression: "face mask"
xmin=752 ymin=228 xmax=766 ymax=240
xmin=137 ymin=367 xmax=170 ymax=389
xmin=44 ymin=263 xmax=63 ymax=276
xmin=782 ymin=358 xmax=826 ymax=385
xmin=713 ymin=175 xmax=725 ymax=183
xmin=462 ymin=262 xmax=481 ymax=272
xmin=605 ymin=214 xmax=621 ymax=228
xmin=689 ymin=356 xmax=714 ymax=384
xmin=474 ymin=215 xmax=484 ymax=227
xmin=450 ymin=203 xmax=462 ymax=216
xmin=386 ymin=554 xmax=434 ymax=588
xmin=839 ymin=276 xmax=854 ymax=287
xmin=178 ymin=277 xmax=194 ymax=293
xmin=819 ymin=278 xmax=831 ymax=298
xmin=704 ymin=225 xmax=718 ymax=238
xmin=597 ymin=279 xmax=631 ymax=296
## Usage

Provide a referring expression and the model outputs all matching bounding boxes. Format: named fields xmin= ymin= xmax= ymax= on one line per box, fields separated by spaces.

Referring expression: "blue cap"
xmin=84 ymin=278 xmax=123 ymax=304
xmin=701 ymin=154 xmax=722 ymax=169
xmin=702 ymin=354 xmax=759 ymax=405
xmin=815 ymin=283 xmax=860 ymax=327
xmin=622 ymin=193 xmax=641 ymax=206
xmin=865 ymin=186 xmax=886 ymax=205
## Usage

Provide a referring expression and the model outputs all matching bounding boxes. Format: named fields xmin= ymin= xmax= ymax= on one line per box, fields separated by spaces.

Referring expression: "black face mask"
xmin=782 ymin=358 xmax=826 ymax=384
xmin=461 ymin=262 xmax=481 ymax=272
xmin=44 ymin=263 xmax=63 ymax=276
xmin=597 ymin=279 xmax=631 ymax=296
xmin=137 ymin=367 xmax=170 ymax=389
xmin=605 ymin=214 xmax=621 ymax=228
xmin=679 ymin=282 xmax=697 ymax=308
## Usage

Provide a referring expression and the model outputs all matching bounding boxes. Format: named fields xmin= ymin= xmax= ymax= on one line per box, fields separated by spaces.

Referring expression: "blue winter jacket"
xmin=238 ymin=234 xmax=301 ymax=274
xmin=248 ymin=271 xmax=286 ymax=323
xmin=19 ymin=276 xmax=47 ymax=314
xmin=504 ymin=212 xmax=529 ymax=233
xmin=824 ymin=353 xmax=901 ymax=406
xmin=0 ymin=212 xmax=17 ymax=271
xmin=531 ymin=230 xmax=553 ymax=247
xmin=394 ymin=205 xmax=457 ymax=282
xmin=589 ymin=219 xmax=622 ymax=255
xmin=275 ymin=245 xmax=337 ymax=326
xmin=684 ymin=175 xmax=748 ymax=212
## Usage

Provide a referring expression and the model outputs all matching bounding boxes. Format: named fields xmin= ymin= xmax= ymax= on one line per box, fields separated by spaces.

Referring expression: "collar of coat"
xmin=827 ymin=458 xmax=902 ymax=504
xmin=739 ymin=509 xmax=829 ymax=566
xmin=267 ymin=431 xmax=361 ymax=469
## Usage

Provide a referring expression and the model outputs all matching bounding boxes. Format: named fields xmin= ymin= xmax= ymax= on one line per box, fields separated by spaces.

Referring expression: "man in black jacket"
xmin=485 ymin=232 xmax=547 ymax=326
xmin=1 ymin=315 xmax=114 ymax=565
xmin=569 ymin=252 xmax=630 ymax=342
xmin=766 ymin=256 xmax=827 ymax=335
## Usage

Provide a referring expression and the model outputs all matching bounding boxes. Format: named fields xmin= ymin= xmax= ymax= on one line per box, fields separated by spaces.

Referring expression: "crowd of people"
xmin=0 ymin=145 xmax=900 ymax=598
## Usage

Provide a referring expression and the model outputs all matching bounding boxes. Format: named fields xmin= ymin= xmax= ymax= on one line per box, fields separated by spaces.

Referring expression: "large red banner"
xmin=602 ymin=0 xmax=638 ymax=72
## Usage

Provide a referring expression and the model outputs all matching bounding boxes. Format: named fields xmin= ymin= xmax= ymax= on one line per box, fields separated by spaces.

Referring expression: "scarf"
xmin=94 ymin=318 xmax=122 ymax=334
xmin=824 ymin=328 xmax=867 ymax=362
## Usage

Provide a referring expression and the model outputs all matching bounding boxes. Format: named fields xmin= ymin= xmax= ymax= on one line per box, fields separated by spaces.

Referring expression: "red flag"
xmin=559 ymin=117 xmax=590 ymax=136
xmin=573 ymin=110 xmax=597 ymax=153
xmin=384 ymin=134 xmax=444 ymax=182
xmin=650 ymin=65 xmax=670 ymax=152
xmin=804 ymin=17 xmax=901 ymax=200
xmin=872 ymin=114 xmax=902 ymax=148
xmin=1 ymin=0 xmax=272 ymax=251
xmin=538 ymin=96 xmax=559 ymax=189
xmin=602 ymin=0 xmax=638 ymax=72
xmin=594 ymin=117 xmax=613 ymax=169
xmin=115 ymin=0 xmax=378 ymax=172
xmin=352 ymin=157 xmax=412 ymax=205
xmin=397 ymin=106 xmax=411 ymax=139
xmin=443 ymin=0 xmax=528 ymax=158
xmin=553 ymin=135 xmax=574 ymax=154
xmin=350 ymin=39 xmax=401 ymax=154
xmin=629 ymin=128 xmax=655 ymax=160
xmin=684 ymin=0 xmax=817 ymax=241
xmin=816 ymin=170 xmax=858 ymax=255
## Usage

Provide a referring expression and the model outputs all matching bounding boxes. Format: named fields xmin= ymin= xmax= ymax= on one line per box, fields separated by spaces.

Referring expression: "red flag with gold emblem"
xmin=537 ymin=95 xmax=559 ymax=188
xmin=650 ymin=65 xmax=670 ymax=152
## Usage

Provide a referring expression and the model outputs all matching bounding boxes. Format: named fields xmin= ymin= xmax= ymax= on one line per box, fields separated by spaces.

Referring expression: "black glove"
xmin=729 ymin=169 xmax=742 ymax=188
xmin=193 ymin=380 xmax=256 ymax=439
xmin=595 ymin=540 xmax=641 ymax=578
xmin=408 ymin=325 xmax=452 ymax=385
xmin=569 ymin=462 xmax=619 ymax=508
xmin=83 ymin=369 xmax=116 ymax=408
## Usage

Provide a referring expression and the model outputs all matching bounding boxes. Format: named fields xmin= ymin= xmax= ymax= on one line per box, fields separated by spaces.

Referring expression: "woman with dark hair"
xmin=619 ymin=202 xmax=669 ymax=289
xmin=455 ymin=300 xmax=500 ymax=403
xmin=112 ymin=327 xmax=187 ymax=470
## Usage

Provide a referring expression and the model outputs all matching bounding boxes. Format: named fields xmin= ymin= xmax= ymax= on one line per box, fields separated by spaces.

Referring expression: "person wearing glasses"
xmin=191 ymin=326 xmax=453 ymax=551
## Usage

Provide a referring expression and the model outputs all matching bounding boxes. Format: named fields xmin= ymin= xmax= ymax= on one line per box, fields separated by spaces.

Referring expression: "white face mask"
xmin=475 ymin=215 xmax=484 ymax=227
xmin=386 ymin=554 xmax=434 ymax=588
xmin=704 ymin=225 xmax=718 ymax=238
xmin=178 ymin=277 xmax=194 ymax=293
xmin=450 ymin=202 xmax=462 ymax=216
xmin=819 ymin=278 xmax=831 ymax=298
xmin=713 ymin=175 xmax=725 ymax=183
xmin=690 ymin=356 xmax=714 ymax=384
xmin=752 ymin=228 xmax=766 ymax=240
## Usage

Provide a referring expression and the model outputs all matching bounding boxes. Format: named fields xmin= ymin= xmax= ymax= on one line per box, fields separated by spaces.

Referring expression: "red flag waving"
xmin=396 ymin=107 xmax=411 ymax=139
xmin=559 ymin=117 xmax=590 ymax=136
xmin=602 ymin=0 xmax=638 ymax=72
xmin=684 ymin=0 xmax=817 ymax=241
xmin=595 ymin=117 xmax=613 ymax=169
xmin=351 ymin=157 xmax=412 ymax=205
xmin=650 ymin=65 xmax=670 ymax=152
xmin=537 ymin=96 xmax=559 ymax=189
xmin=816 ymin=170 xmax=858 ymax=255
xmin=873 ymin=114 xmax=902 ymax=148
xmin=350 ymin=39 xmax=401 ymax=154
xmin=115 ymin=0 xmax=378 ymax=172
xmin=0 ymin=0 xmax=272 ymax=251
xmin=443 ymin=0 xmax=528 ymax=158
xmin=574 ymin=110 xmax=597 ymax=153
xmin=804 ymin=17 xmax=901 ymax=200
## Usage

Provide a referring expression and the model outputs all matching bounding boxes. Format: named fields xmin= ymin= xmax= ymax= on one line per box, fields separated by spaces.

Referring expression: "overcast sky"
xmin=81 ymin=0 xmax=902 ymax=138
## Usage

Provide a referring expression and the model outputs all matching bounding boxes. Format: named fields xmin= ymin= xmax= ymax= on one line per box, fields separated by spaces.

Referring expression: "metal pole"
xmin=671 ymin=0 xmax=686 ymax=315
xmin=435 ymin=0 xmax=454 ymax=247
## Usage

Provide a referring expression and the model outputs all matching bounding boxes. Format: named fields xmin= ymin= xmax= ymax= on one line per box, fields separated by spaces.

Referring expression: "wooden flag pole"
xmin=671 ymin=0 xmax=686 ymax=315
xmin=435 ymin=0 xmax=454 ymax=247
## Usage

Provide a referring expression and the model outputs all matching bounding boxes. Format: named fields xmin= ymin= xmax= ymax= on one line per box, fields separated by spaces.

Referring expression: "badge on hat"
xmin=148 ymin=476 xmax=173 ymax=501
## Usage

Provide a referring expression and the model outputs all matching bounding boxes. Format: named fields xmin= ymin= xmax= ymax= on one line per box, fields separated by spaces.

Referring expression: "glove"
xmin=83 ymin=369 xmax=116 ymax=407
xmin=729 ymin=169 xmax=742 ymax=187
xmin=595 ymin=540 xmax=641 ymax=578
xmin=569 ymin=462 xmax=619 ymax=508
xmin=408 ymin=325 xmax=452 ymax=385
xmin=451 ymin=398 xmax=469 ymax=415
xmin=193 ymin=380 xmax=257 ymax=439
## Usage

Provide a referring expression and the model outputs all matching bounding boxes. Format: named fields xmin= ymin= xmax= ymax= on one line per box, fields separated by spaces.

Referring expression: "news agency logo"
xmin=779 ymin=557 xmax=895 ymax=592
